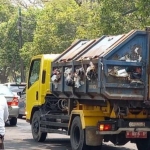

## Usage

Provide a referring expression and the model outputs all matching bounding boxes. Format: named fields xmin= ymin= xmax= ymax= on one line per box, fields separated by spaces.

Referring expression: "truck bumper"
xmin=96 ymin=127 xmax=150 ymax=135
xmin=96 ymin=119 xmax=150 ymax=135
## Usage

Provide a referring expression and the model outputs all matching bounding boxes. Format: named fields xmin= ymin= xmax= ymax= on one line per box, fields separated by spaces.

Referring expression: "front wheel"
xmin=31 ymin=111 xmax=47 ymax=142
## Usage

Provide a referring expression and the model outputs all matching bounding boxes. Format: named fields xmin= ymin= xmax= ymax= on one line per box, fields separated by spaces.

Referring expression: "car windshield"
xmin=5 ymin=84 xmax=26 ymax=92
xmin=0 ymin=85 xmax=14 ymax=96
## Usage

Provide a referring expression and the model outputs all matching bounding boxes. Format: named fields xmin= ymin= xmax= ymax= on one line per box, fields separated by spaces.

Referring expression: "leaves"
xmin=0 ymin=0 xmax=150 ymax=82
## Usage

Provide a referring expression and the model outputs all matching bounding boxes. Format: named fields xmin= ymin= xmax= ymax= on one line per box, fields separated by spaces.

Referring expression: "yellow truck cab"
xmin=26 ymin=54 xmax=60 ymax=121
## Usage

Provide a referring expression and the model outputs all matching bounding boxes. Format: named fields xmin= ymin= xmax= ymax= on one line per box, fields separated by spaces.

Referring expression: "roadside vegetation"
xmin=0 ymin=0 xmax=149 ymax=82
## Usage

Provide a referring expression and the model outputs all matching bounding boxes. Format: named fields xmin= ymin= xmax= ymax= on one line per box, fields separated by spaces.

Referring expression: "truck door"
xmin=26 ymin=58 xmax=41 ymax=120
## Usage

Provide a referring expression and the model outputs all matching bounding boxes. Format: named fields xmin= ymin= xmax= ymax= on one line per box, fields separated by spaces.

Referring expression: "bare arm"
xmin=4 ymin=98 xmax=9 ymax=122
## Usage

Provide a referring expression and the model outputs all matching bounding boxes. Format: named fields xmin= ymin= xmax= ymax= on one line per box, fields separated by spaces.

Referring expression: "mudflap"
xmin=85 ymin=127 xmax=103 ymax=146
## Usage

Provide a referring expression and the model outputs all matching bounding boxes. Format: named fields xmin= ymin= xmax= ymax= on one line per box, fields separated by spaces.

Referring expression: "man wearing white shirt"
xmin=0 ymin=95 xmax=9 ymax=149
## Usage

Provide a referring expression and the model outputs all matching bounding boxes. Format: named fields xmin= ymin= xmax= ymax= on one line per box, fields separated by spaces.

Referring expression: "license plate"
xmin=126 ymin=131 xmax=147 ymax=138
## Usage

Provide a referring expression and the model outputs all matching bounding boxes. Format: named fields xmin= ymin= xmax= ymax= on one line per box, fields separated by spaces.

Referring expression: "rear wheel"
xmin=10 ymin=117 xmax=17 ymax=126
xmin=70 ymin=116 xmax=102 ymax=150
xmin=31 ymin=111 xmax=47 ymax=142
xmin=70 ymin=116 xmax=88 ymax=150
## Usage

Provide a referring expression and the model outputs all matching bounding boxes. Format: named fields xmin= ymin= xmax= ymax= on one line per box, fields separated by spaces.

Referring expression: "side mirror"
xmin=17 ymin=92 xmax=22 ymax=98
xmin=22 ymin=91 xmax=26 ymax=95
xmin=22 ymin=88 xmax=26 ymax=95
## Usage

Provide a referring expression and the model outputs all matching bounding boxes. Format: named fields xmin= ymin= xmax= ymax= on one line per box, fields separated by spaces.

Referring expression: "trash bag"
xmin=86 ymin=61 xmax=97 ymax=80
xmin=65 ymin=74 xmax=74 ymax=86
xmin=64 ymin=67 xmax=74 ymax=86
xmin=74 ymin=67 xmax=85 ymax=88
xmin=51 ymin=68 xmax=61 ymax=82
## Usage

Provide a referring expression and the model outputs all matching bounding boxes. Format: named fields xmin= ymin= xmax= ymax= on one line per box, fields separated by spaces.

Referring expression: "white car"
xmin=0 ymin=85 xmax=19 ymax=126
xmin=4 ymin=82 xmax=26 ymax=118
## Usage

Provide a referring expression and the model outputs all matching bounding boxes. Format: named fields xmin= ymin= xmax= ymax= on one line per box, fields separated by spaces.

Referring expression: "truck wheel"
xmin=31 ymin=111 xmax=47 ymax=142
xmin=136 ymin=138 xmax=150 ymax=150
xmin=70 ymin=116 xmax=90 ymax=150
xmin=10 ymin=117 xmax=17 ymax=126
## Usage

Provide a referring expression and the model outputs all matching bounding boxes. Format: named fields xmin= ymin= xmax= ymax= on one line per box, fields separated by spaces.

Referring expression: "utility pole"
xmin=18 ymin=7 xmax=25 ymax=82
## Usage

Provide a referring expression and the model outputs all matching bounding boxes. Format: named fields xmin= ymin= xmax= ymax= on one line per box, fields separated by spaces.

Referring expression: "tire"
xmin=10 ymin=117 xmax=17 ymax=126
xmin=70 ymin=116 xmax=90 ymax=150
xmin=31 ymin=111 xmax=47 ymax=142
xmin=136 ymin=138 xmax=150 ymax=150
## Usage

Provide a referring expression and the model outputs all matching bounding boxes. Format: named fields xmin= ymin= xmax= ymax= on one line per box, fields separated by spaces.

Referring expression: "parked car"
xmin=18 ymin=87 xmax=26 ymax=118
xmin=4 ymin=82 xmax=26 ymax=118
xmin=0 ymin=84 xmax=19 ymax=126
xmin=4 ymin=82 xmax=26 ymax=94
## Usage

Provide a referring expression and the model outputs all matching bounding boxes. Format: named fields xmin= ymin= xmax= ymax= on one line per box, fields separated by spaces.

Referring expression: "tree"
xmin=1 ymin=0 xmax=150 ymax=83
xmin=0 ymin=1 xmax=19 ymax=82
xmin=98 ymin=0 xmax=150 ymax=35
xmin=22 ymin=0 xmax=103 ymax=58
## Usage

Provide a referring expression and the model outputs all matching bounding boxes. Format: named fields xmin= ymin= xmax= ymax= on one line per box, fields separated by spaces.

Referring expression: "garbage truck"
xmin=26 ymin=27 xmax=150 ymax=150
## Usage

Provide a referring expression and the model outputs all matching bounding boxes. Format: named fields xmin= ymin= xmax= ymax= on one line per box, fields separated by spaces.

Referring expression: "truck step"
xmin=41 ymin=114 xmax=70 ymax=120
xmin=40 ymin=127 xmax=68 ymax=135
xmin=40 ymin=121 xmax=68 ymax=128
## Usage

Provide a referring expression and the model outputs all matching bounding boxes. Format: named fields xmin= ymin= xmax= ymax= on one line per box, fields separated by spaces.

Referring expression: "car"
xmin=18 ymin=87 xmax=26 ymax=118
xmin=0 ymin=84 xmax=19 ymax=126
xmin=4 ymin=82 xmax=26 ymax=94
xmin=4 ymin=82 xmax=26 ymax=118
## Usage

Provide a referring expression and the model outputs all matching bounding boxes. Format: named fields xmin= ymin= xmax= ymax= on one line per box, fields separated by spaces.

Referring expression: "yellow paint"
xmin=109 ymin=108 xmax=149 ymax=119
xmin=26 ymin=54 xmax=60 ymax=120
xmin=110 ymin=108 xmax=117 ymax=118
xmin=68 ymin=109 xmax=106 ymax=130
xmin=123 ymin=111 xmax=149 ymax=119
xmin=101 ymin=101 xmax=111 ymax=114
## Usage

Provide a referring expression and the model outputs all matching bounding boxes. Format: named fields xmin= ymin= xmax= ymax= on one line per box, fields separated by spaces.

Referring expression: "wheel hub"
xmin=33 ymin=118 xmax=39 ymax=133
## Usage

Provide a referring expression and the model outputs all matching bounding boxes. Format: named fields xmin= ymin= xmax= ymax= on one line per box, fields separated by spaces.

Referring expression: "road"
xmin=4 ymin=118 xmax=138 ymax=150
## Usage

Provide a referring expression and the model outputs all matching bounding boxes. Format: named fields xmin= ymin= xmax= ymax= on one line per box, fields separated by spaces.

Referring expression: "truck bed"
xmin=51 ymin=30 xmax=149 ymax=102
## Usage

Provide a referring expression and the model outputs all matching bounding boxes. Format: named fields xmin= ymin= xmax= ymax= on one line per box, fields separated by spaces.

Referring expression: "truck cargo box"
xmin=51 ymin=30 xmax=149 ymax=101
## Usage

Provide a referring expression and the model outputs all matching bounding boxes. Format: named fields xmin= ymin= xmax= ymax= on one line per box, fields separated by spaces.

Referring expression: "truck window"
xmin=28 ymin=59 xmax=41 ymax=88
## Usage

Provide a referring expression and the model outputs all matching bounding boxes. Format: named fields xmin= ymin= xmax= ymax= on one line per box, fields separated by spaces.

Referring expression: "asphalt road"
xmin=4 ymin=118 xmax=138 ymax=150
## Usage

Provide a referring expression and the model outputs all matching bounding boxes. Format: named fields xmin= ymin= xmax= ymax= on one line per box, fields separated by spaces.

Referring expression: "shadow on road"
xmin=5 ymin=138 xmax=134 ymax=150
xmin=5 ymin=138 xmax=71 ymax=150
xmin=5 ymin=119 xmax=135 ymax=150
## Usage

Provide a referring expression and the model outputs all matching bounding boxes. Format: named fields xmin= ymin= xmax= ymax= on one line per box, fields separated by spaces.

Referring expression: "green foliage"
xmin=0 ymin=0 xmax=16 ymax=23
xmin=32 ymin=0 xmax=79 ymax=54
xmin=25 ymin=0 xmax=103 ymax=58
xmin=0 ymin=1 xmax=19 ymax=82
xmin=0 ymin=0 xmax=150 ymax=82
xmin=98 ymin=0 xmax=150 ymax=34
